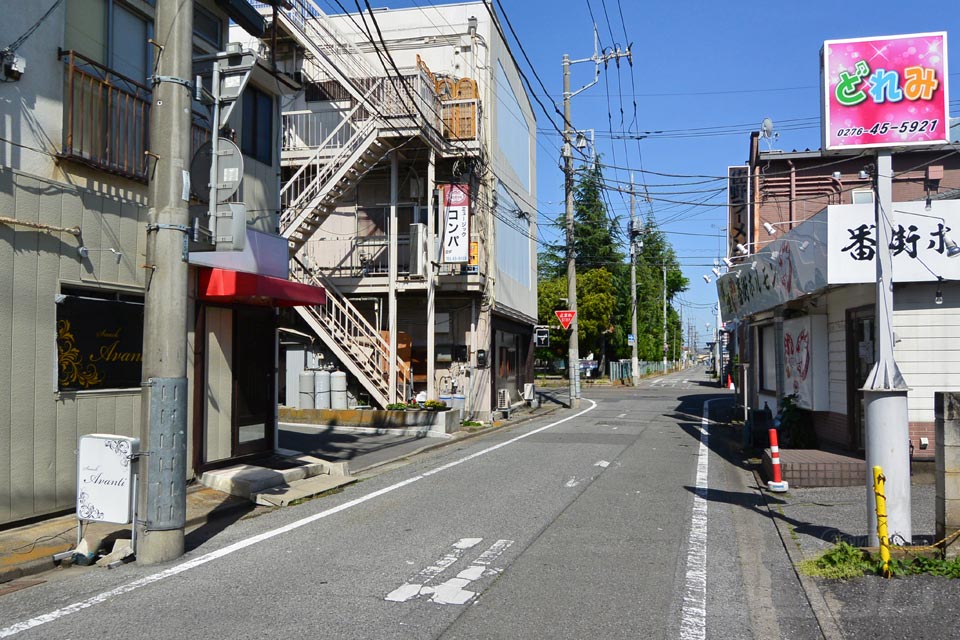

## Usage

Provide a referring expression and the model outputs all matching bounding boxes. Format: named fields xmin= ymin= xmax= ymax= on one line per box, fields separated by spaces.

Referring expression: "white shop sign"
xmin=77 ymin=434 xmax=139 ymax=524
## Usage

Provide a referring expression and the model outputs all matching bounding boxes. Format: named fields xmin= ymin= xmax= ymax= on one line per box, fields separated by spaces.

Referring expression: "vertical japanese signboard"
xmin=822 ymin=32 xmax=949 ymax=151
xmin=728 ymin=166 xmax=749 ymax=257
xmin=442 ymin=184 xmax=470 ymax=263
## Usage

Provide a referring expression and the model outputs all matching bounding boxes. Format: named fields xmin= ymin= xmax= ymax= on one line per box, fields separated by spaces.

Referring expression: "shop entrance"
xmin=845 ymin=305 xmax=875 ymax=450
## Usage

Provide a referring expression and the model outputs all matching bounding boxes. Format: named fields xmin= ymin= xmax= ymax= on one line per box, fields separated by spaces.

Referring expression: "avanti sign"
xmin=822 ymin=32 xmax=949 ymax=151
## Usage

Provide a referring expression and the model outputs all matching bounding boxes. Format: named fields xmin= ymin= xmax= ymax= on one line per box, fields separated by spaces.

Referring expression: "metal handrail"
xmin=290 ymin=257 xmax=411 ymax=400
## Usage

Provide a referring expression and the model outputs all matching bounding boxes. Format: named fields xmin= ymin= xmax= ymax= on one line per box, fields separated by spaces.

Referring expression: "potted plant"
xmin=385 ymin=402 xmax=408 ymax=411
xmin=423 ymin=399 xmax=448 ymax=411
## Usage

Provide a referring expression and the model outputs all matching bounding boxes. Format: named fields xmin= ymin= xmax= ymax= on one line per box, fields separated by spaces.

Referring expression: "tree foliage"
xmin=537 ymin=159 xmax=689 ymax=370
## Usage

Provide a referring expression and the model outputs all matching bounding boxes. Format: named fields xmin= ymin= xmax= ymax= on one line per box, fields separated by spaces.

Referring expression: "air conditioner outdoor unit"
xmin=497 ymin=389 xmax=510 ymax=410
xmin=408 ymin=223 xmax=425 ymax=279
xmin=522 ymin=383 xmax=535 ymax=401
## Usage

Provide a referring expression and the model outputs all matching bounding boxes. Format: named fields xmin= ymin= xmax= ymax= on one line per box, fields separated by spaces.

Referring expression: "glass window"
xmin=241 ymin=86 xmax=274 ymax=165
xmin=759 ymin=324 xmax=777 ymax=393
xmin=194 ymin=5 xmax=223 ymax=49
xmin=112 ymin=4 xmax=148 ymax=81
xmin=64 ymin=0 xmax=151 ymax=82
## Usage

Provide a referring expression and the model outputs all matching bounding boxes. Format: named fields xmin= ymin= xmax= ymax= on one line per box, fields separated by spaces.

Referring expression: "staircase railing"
xmin=290 ymin=257 xmax=411 ymax=405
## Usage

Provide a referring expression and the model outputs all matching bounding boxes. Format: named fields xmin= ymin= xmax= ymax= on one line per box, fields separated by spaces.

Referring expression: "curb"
xmin=752 ymin=469 xmax=844 ymax=640
xmin=353 ymin=403 xmax=565 ymax=475
xmin=0 ymin=404 xmax=565 ymax=585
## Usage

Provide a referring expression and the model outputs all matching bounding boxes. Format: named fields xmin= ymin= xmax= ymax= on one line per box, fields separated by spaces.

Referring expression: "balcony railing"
xmin=59 ymin=50 xmax=210 ymax=183
xmin=441 ymin=98 xmax=478 ymax=141
xmin=306 ymin=232 xmax=483 ymax=279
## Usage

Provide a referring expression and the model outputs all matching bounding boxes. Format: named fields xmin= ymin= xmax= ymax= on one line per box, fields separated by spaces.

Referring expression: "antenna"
xmin=760 ymin=117 xmax=779 ymax=150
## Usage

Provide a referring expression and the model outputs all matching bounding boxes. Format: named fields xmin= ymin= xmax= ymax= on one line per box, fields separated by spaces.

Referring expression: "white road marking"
xmin=0 ymin=402 xmax=597 ymax=637
xmin=617 ymin=413 xmax=627 ymax=418
xmin=679 ymin=400 xmax=712 ymax=640
xmin=594 ymin=460 xmax=610 ymax=468
xmin=386 ymin=539 xmax=514 ymax=605
xmin=565 ymin=477 xmax=580 ymax=488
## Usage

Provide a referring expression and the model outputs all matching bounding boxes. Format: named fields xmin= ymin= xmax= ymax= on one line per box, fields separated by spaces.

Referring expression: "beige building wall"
xmin=0 ymin=167 xmax=147 ymax=524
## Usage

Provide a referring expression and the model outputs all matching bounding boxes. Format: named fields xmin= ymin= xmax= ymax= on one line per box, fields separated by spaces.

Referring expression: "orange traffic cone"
xmin=727 ymin=374 xmax=735 ymax=390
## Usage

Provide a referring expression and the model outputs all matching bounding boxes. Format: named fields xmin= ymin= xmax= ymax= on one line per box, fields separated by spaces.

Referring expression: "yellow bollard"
xmin=873 ymin=465 xmax=891 ymax=578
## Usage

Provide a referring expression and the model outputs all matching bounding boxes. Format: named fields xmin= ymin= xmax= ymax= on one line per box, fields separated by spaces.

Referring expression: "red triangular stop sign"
xmin=555 ymin=310 xmax=576 ymax=330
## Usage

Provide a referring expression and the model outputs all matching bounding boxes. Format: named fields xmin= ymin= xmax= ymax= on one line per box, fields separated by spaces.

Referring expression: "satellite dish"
xmin=189 ymin=138 xmax=244 ymax=204
xmin=761 ymin=117 xmax=775 ymax=139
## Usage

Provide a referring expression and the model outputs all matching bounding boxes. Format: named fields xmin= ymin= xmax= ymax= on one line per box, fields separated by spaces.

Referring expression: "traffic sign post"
xmin=555 ymin=310 xmax=577 ymax=330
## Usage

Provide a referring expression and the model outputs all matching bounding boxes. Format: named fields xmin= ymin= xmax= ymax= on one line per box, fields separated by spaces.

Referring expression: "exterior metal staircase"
xmin=262 ymin=1 xmax=424 ymax=407
xmin=290 ymin=258 xmax=410 ymax=408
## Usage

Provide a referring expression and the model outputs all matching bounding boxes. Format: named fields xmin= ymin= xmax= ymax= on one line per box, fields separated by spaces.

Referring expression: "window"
xmin=758 ymin=324 xmax=777 ymax=393
xmin=56 ymin=288 xmax=144 ymax=391
xmin=65 ymin=0 xmax=152 ymax=82
xmin=241 ymin=85 xmax=274 ymax=165
xmin=194 ymin=5 xmax=223 ymax=49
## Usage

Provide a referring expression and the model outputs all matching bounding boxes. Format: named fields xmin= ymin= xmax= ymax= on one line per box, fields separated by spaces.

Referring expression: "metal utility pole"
xmin=864 ymin=150 xmax=912 ymax=546
xmin=426 ymin=150 xmax=436 ymax=401
xmin=629 ymin=174 xmax=639 ymax=387
xmin=388 ymin=150 xmax=399 ymax=403
xmin=137 ymin=0 xmax=192 ymax=565
xmin=562 ymin=34 xmax=631 ymax=406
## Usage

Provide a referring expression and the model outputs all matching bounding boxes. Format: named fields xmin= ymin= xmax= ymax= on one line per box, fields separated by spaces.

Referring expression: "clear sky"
xmin=360 ymin=0 xmax=959 ymax=346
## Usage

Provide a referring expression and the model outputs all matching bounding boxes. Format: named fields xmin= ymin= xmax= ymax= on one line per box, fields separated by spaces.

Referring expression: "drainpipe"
xmin=787 ymin=160 xmax=796 ymax=230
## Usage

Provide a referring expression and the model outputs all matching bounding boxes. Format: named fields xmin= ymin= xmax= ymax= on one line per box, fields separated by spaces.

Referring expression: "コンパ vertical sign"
xmin=822 ymin=32 xmax=949 ymax=150
xmin=442 ymin=184 xmax=470 ymax=263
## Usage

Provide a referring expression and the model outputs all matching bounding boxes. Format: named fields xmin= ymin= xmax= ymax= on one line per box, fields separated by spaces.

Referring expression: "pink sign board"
xmin=822 ymin=32 xmax=949 ymax=150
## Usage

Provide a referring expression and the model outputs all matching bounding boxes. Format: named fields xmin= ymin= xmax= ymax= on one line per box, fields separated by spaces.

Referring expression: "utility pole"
xmin=562 ymin=32 xmax=631 ymax=408
xmin=562 ymin=53 xmax=579 ymax=408
xmin=629 ymin=174 xmax=639 ymax=386
xmin=137 ymin=0 xmax=192 ymax=565
xmin=662 ymin=265 xmax=667 ymax=371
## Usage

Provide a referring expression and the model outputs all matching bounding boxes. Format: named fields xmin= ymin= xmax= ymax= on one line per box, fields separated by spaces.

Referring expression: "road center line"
xmin=679 ymin=399 xmax=712 ymax=640
xmin=0 ymin=400 xmax=598 ymax=638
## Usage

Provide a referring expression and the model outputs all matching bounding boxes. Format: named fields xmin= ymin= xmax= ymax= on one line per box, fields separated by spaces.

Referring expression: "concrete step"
xmin=199 ymin=454 xmax=349 ymax=500
xmin=252 ymin=474 xmax=358 ymax=507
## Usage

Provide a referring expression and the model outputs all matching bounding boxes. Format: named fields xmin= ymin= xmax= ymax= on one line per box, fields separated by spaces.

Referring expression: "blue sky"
xmin=362 ymin=0 xmax=959 ymax=345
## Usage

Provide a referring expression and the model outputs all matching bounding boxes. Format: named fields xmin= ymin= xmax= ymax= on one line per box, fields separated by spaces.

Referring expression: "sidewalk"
xmin=0 ymin=399 xmax=561 ymax=587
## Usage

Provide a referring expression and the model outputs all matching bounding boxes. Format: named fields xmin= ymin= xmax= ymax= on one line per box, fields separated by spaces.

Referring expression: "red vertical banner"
xmin=442 ymin=184 xmax=470 ymax=263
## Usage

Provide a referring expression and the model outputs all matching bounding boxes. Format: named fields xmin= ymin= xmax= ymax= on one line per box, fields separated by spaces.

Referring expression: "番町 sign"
xmin=822 ymin=32 xmax=949 ymax=150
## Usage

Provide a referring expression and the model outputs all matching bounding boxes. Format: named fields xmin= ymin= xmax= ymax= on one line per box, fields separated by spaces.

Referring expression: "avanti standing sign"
xmin=822 ymin=32 xmax=949 ymax=151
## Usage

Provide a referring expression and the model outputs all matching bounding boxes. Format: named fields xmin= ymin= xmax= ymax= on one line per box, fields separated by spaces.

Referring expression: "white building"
xmin=238 ymin=1 xmax=538 ymax=418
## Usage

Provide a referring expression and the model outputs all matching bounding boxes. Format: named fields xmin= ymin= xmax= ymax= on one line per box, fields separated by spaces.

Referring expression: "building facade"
xmin=719 ymin=140 xmax=960 ymax=460
xmin=239 ymin=1 xmax=538 ymax=418
xmin=0 ymin=0 xmax=319 ymax=525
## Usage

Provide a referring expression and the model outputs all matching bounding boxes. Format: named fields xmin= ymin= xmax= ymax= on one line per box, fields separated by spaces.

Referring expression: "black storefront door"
xmin=846 ymin=306 xmax=875 ymax=450
xmin=233 ymin=307 xmax=275 ymax=457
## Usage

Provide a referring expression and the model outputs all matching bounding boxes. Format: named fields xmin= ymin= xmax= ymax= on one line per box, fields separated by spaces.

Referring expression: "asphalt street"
xmin=0 ymin=368 xmax=821 ymax=639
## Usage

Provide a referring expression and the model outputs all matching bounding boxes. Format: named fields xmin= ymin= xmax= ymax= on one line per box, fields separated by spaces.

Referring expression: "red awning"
xmin=198 ymin=268 xmax=326 ymax=307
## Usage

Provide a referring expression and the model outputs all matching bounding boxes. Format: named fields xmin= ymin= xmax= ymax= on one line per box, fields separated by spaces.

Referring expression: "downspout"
xmin=787 ymin=160 xmax=796 ymax=230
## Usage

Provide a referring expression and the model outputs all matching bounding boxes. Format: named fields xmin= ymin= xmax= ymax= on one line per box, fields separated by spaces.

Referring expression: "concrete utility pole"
xmin=137 ymin=0 xmax=192 ymax=565
xmin=562 ymin=34 xmax=630 ymax=408
xmin=630 ymin=174 xmax=639 ymax=386
xmin=864 ymin=150 xmax=912 ymax=546
xmin=562 ymin=53 xmax=579 ymax=408
xmin=662 ymin=265 xmax=667 ymax=371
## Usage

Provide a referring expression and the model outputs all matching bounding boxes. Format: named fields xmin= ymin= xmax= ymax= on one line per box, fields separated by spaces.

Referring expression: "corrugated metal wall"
xmin=0 ymin=168 xmax=146 ymax=524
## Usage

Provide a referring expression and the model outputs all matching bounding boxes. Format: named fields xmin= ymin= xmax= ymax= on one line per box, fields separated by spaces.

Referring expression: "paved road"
xmin=0 ymin=368 xmax=821 ymax=639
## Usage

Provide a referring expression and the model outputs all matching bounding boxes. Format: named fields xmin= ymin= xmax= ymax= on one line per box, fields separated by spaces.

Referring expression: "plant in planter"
xmin=775 ymin=394 xmax=818 ymax=449
xmin=385 ymin=402 xmax=408 ymax=411
xmin=423 ymin=399 xmax=448 ymax=411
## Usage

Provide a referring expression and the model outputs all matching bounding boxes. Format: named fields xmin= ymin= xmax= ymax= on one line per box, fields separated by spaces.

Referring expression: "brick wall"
xmin=909 ymin=421 xmax=936 ymax=460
